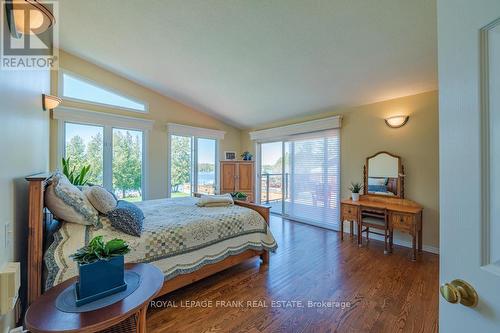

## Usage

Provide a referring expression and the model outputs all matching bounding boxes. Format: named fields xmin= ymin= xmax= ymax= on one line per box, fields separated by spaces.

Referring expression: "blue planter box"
xmin=75 ymin=256 xmax=126 ymax=306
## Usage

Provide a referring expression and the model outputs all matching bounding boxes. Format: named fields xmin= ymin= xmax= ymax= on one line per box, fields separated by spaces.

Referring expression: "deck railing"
xmin=261 ymin=173 xmax=288 ymax=203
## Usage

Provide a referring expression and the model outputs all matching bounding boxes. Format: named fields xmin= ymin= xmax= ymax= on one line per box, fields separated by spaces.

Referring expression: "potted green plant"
xmin=230 ymin=191 xmax=248 ymax=201
xmin=348 ymin=182 xmax=363 ymax=202
xmin=241 ymin=151 xmax=253 ymax=161
xmin=70 ymin=236 xmax=130 ymax=306
xmin=62 ymin=157 xmax=91 ymax=186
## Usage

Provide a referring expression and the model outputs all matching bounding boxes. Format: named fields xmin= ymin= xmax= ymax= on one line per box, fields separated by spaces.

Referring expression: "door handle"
xmin=440 ymin=279 xmax=478 ymax=307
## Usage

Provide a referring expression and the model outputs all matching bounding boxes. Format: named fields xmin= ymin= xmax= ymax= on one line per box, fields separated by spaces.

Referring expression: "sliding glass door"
xmin=258 ymin=130 xmax=340 ymax=229
xmin=284 ymin=132 xmax=340 ymax=229
xmin=169 ymin=135 xmax=217 ymax=197
xmin=170 ymin=135 xmax=193 ymax=197
xmin=259 ymin=141 xmax=285 ymax=214
xmin=197 ymin=138 xmax=217 ymax=194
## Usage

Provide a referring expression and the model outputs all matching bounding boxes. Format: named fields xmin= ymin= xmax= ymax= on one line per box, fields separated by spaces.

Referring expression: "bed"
xmin=366 ymin=177 xmax=398 ymax=196
xmin=25 ymin=173 xmax=276 ymax=306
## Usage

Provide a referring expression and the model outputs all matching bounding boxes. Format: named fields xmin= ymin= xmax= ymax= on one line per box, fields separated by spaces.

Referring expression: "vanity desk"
xmin=341 ymin=151 xmax=424 ymax=261
xmin=340 ymin=195 xmax=423 ymax=260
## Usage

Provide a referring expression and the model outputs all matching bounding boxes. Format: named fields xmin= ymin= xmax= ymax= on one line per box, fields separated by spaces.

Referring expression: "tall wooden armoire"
xmin=220 ymin=161 xmax=255 ymax=202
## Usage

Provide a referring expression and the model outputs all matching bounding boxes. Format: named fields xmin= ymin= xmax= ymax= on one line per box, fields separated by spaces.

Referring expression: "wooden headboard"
xmin=25 ymin=173 xmax=53 ymax=306
xmin=386 ymin=178 xmax=398 ymax=195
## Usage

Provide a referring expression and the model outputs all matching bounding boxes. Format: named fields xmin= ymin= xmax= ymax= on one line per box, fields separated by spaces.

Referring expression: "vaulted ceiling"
xmin=58 ymin=0 xmax=437 ymax=128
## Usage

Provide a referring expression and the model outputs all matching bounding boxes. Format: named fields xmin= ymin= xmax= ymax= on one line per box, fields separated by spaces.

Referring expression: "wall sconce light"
xmin=5 ymin=0 xmax=56 ymax=38
xmin=385 ymin=115 xmax=409 ymax=128
xmin=42 ymin=94 xmax=61 ymax=111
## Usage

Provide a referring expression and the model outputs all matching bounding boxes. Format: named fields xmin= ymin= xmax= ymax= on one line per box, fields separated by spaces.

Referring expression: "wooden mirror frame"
xmin=363 ymin=151 xmax=405 ymax=199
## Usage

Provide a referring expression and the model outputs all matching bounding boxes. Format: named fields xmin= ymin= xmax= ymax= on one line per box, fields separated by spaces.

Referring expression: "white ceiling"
xmin=58 ymin=0 xmax=437 ymax=129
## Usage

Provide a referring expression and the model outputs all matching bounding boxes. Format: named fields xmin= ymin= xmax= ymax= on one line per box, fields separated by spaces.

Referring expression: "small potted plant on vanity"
xmin=349 ymin=182 xmax=363 ymax=202
xmin=70 ymin=236 xmax=130 ymax=306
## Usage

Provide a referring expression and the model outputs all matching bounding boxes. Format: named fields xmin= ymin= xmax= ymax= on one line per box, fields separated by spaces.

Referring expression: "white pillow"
xmin=45 ymin=172 xmax=99 ymax=226
xmin=83 ymin=186 xmax=117 ymax=214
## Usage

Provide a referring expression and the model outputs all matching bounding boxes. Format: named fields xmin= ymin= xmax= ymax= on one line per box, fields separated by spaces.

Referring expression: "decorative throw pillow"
xmin=368 ymin=184 xmax=388 ymax=193
xmin=368 ymin=177 xmax=387 ymax=186
xmin=107 ymin=200 xmax=145 ymax=237
xmin=83 ymin=186 xmax=118 ymax=214
xmin=45 ymin=172 xmax=99 ymax=226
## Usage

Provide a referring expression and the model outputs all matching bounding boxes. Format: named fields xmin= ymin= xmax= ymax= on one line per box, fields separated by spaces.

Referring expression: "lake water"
xmin=198 ymin=171 xmax=215 ymax=185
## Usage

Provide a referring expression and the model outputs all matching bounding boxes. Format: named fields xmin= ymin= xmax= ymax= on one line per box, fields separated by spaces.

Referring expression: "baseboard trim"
xmin=274 ymin=215 xmax=440 ymax=255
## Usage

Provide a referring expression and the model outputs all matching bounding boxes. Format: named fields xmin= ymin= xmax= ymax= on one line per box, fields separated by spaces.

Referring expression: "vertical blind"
xmin=283 ymin=129 xmax=340 ymax=229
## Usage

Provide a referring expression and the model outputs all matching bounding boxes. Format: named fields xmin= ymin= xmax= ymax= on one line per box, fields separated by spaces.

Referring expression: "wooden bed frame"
xmin=25 ymin=173 xmax=270 ymax=306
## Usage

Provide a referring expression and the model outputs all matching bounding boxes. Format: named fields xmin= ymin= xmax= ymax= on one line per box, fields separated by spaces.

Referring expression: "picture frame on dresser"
xmin=224 ymin=151 xmax=236 ymax=160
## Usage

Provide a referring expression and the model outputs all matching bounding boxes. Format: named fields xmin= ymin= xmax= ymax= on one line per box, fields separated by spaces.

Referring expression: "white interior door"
xmin=439 ymin=0 xmax=500 ymax=331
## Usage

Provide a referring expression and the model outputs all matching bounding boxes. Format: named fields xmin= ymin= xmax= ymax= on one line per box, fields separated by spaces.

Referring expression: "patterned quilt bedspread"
xmin=44 ymin=197 xmax=277 ymax=290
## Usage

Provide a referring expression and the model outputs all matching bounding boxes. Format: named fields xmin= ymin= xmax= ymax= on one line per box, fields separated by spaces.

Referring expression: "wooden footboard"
xmin=157 ymin=197 xmax=271 ymax=297
xmin=232 ymin=200 xmax=270 ymax=264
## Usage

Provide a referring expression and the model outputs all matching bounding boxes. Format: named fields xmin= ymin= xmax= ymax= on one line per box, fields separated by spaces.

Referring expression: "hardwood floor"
xmin=147 ymin=215 xmax=439 ymax=333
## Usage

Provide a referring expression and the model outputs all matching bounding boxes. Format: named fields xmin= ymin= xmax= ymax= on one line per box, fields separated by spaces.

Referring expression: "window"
xmin=60 ymin=71 xmax=147 ymax=112
xmin=64 ymin=123 xmax=104 ymax=185
xmin=112 ymin=128 xmax=143 ymax=201
xmin=169 ymin=136 xmax=217 ymax=196
xmin=167 ymin=123 xmax=224 ymax=197
xmin=63 ymin=122 xmax=146 ymax=202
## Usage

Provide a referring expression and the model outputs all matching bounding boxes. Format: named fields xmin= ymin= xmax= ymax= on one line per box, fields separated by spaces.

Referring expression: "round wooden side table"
xmin=25 ymin=263 xmax=163 ymax=333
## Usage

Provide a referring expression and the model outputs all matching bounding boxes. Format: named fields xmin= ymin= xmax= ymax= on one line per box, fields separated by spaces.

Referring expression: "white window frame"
xmin=166 ymin=123 xmax=225 ymax=197
xmin=54 ymin=107 xmax=152 ymax=200
xmin=59 ymin=69 xmax=149 ymax=114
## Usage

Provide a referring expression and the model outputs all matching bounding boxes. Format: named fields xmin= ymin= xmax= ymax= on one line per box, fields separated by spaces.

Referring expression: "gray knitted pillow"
xmin=84 ymin=186 xmax=117 ymax=214
xmin=107 ymin=200 xmax=144 ymax=236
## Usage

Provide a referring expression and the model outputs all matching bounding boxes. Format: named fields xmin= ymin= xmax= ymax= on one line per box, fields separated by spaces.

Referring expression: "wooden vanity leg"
xmin=341 ymin=218 xmax=344 ymax=240
xmin=411 ymin=234 xmax=417 ymax=261
xmin=350 ymin=220 xmax=354 ymax=238
xmin=389 ymin=229 xmax=394 ymax=253
xmin=383 ymin=230 xmax=388 ymax=255
xmin=358 ymin=220 xmax=362 ymax=247
xmin=418 ymin=229 xmax=423 ymax=253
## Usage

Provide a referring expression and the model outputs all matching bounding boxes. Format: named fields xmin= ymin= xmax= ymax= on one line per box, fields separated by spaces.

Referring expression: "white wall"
xmin=0 ymin=70 xmax=50 ymax=331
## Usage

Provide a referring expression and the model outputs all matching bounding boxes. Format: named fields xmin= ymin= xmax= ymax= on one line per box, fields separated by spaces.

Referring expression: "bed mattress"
xmin=44 ymin=197 xmax=277 ymax=290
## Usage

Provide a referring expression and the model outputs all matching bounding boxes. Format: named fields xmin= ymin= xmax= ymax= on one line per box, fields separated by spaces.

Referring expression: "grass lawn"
xmin=120 ymin=192 xmax=189 ymax=202
xmin=123 ymin=196 xmax=142 ymax=202
xmin=171 ymin=192 xmax=190 ymax=198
